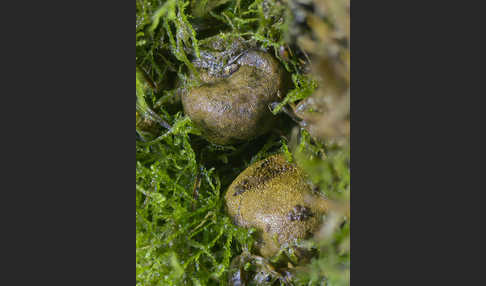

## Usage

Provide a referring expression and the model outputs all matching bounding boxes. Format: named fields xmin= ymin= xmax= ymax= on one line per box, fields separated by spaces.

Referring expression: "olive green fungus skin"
xmin=225 ymin=154 xmax=328 ymax=258
xmin=182 ymin=37 xmax=287 ymax=145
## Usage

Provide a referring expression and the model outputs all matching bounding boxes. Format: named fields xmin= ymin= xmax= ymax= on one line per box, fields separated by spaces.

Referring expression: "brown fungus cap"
xmin=182 ymin=49 xmax=287 ymax=145
xmin=225 ymin=154 xmax=328 ymax=258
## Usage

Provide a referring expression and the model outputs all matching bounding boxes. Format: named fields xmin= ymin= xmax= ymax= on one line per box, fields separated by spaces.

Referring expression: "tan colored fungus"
xmin=182 ymin=45 xmax=287 ymax=145
xmin=225 ymin=154 xmax=328 ymax=258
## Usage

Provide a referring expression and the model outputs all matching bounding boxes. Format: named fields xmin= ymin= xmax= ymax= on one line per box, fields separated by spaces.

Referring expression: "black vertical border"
xmin=352 ymin=1 xmax=486 ymax=285
xmin=2 ymin=1 xmax=134 ymax=285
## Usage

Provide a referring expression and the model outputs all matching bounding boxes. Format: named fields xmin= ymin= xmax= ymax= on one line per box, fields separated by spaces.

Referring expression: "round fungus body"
xmin=225 ymin=154 xmax=328 ymax=258
xmin=182 ymin=36 xmax=287 ymax=145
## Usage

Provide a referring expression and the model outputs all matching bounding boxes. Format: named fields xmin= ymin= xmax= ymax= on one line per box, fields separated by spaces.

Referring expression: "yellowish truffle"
xmin=225 ymin=154 xmax=328 ymax=258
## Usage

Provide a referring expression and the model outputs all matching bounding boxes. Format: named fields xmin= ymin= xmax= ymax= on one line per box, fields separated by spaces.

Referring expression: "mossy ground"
xmin=136 ymin=0 xmax=349 ymax=285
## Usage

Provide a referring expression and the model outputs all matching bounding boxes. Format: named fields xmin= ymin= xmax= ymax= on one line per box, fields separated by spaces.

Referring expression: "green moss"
xmin=271 ymin=74 xmax=318 ymax=115
xmin=136 ymin=0 xmax=349 ymax=285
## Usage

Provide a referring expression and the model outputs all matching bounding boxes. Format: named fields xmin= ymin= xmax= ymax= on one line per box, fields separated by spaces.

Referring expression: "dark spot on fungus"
xmin=286 ymin=205 xmax=313 ymax=222
xmin=233 ymin=185 xmax=246 ymax=196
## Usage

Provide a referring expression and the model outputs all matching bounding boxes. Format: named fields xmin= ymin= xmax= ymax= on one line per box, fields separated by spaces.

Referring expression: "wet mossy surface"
xmin=136 ymin=0 xmax=349 ymax=285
